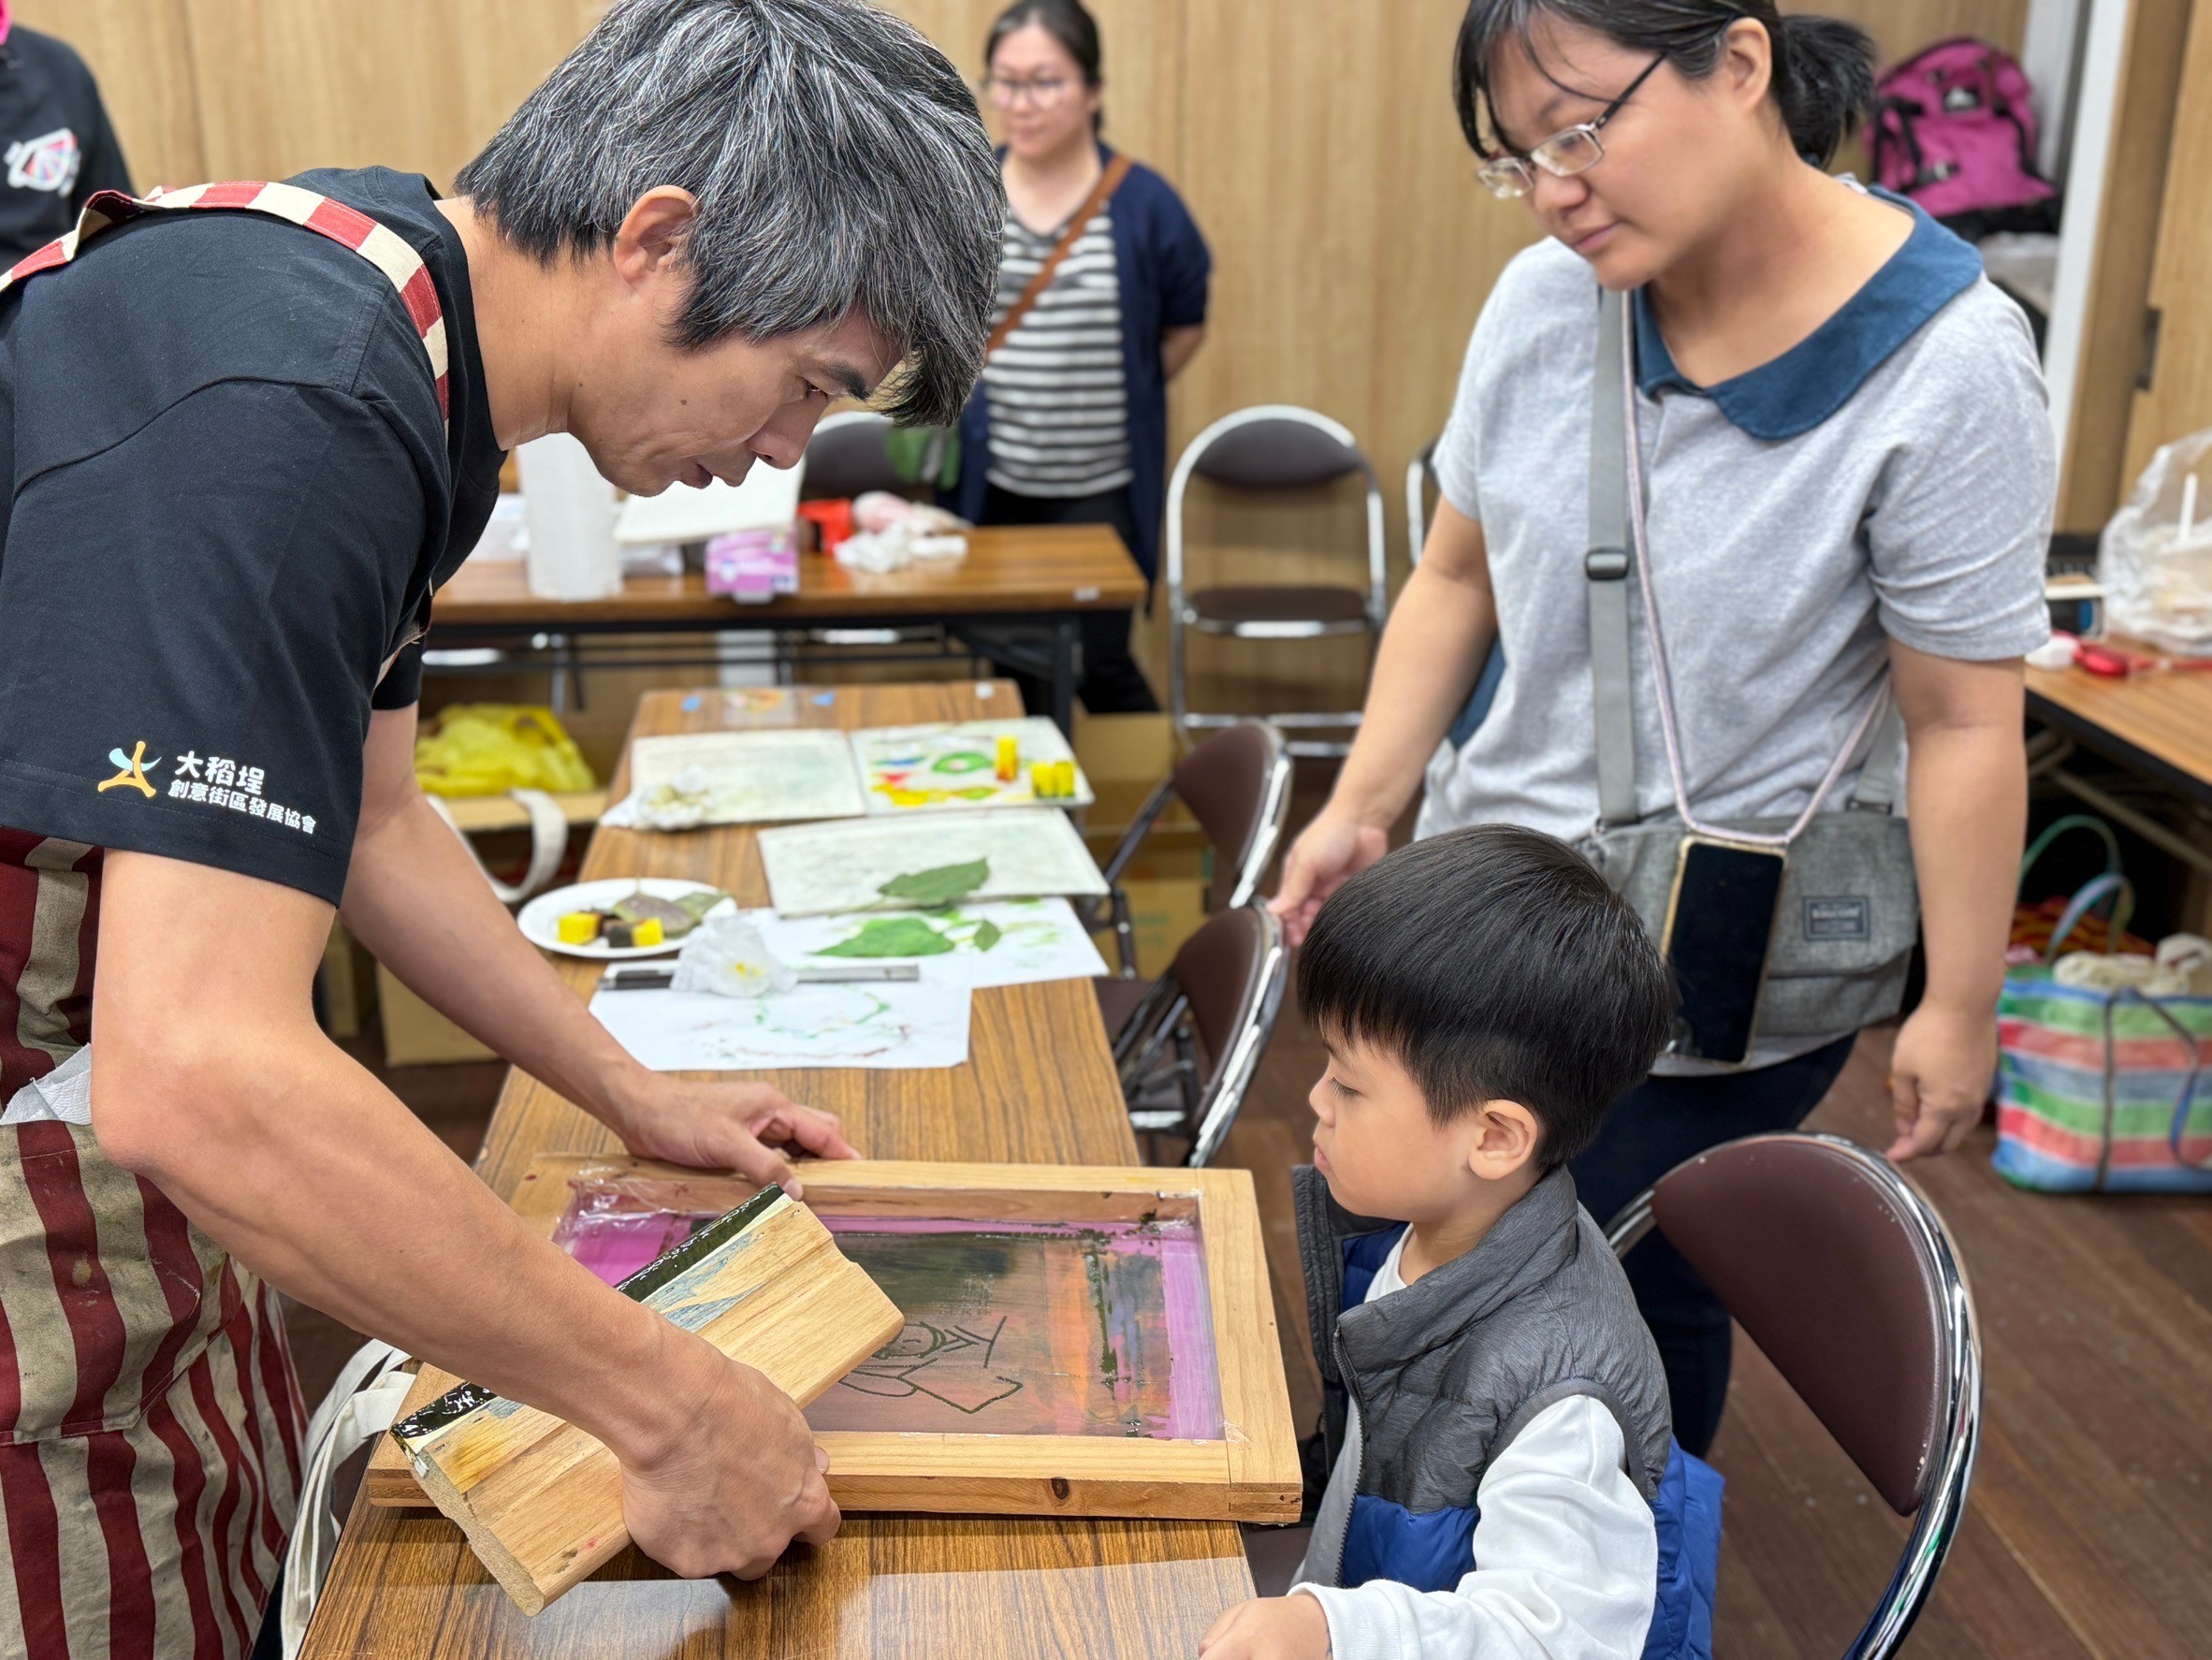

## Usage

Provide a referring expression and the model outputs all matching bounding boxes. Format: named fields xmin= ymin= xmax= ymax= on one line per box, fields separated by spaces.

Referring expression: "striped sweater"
xmin=982 ymin=206 xmax=1132 ymax=498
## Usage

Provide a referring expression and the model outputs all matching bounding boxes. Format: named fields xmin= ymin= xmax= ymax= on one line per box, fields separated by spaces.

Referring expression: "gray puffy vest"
xmin=1294 ymin=1163 xmax=1672 ymax=1590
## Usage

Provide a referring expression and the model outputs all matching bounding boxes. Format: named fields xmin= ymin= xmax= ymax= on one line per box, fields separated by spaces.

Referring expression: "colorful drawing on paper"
xmin=624 ymin=729 xmax=866 ymax=829
xmin=851 ymin=719 xmax=1094 ymax=813
xmin=586 ymin=979 xmax=971 ymax=1070
xmin=756 ymin=808 xmax=1109 ymax=918
xmin=553 ymin=1186 xmax=1222 ymax=1440
xmin=757 ymin=898 xmax=1109 ymax=990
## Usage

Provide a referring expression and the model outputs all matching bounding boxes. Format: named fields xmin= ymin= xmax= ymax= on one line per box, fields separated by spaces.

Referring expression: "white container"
xmin=517 ymin=432 xmax=621 ymax=600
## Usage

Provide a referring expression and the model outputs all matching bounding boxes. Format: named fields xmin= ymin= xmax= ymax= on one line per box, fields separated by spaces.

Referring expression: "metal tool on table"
xmin=597 ymin=963 xmax=921 ymax=992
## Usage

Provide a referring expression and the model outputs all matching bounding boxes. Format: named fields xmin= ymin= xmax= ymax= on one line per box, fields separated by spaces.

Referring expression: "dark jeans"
xmin=1570 ymin=1032 xmax=1858 ymax=1458
xmin=979 ymin=483 xmax=1159 ymax=716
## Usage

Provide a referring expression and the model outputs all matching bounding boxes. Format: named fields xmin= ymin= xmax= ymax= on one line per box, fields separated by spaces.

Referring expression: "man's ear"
xmin=1464 ymin=1098 xmax=1542 ymax=1181
xmin=610 ymin=186 xmax=699 ymax=291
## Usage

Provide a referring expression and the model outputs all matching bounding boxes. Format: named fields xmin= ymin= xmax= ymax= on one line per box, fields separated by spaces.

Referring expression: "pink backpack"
xmin=1870 ymin=37 xmax=2058 ymax=236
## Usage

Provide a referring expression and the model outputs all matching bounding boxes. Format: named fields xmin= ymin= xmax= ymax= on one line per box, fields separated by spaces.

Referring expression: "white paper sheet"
xmin=758 ymin=898 xmax=1108 ymax=989
xmin=755 ymin=808 xmax=1109 ymax=917
xmin=850 ymin=717 xmax=1094 ymax=812
xmin=621 ymin=729 xmax=867 ymax=829
xmin=589 ymin=980 xmax=971 ymax=1071
xmin=612 ymin=460 xmax=804 ymax=546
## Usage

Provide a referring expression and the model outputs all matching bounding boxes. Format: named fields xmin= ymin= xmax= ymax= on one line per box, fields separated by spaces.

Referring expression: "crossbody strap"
xmin=1584 ymin=286 xmax=1904 ymax=836
xmin=1586 ymin=289 xmax=1639 ymax=828
xmin=984 ymin=153 xmax=1131 ymax=361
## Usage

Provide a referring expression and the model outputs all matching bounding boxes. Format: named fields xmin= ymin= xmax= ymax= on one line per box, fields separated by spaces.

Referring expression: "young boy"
xmin=1202 ymin=824 xmax=1721 ymax=1660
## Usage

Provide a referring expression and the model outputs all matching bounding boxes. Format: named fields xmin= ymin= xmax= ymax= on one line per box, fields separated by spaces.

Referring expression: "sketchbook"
xmin=755 ymin=808 xmax=1110 ymax=918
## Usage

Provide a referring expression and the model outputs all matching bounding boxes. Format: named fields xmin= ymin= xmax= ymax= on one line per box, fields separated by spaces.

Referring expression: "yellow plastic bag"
xmin=414 ymin=705 xmax=596 ymax=798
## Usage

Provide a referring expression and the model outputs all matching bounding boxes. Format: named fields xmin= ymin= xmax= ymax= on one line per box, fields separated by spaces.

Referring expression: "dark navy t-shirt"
xmin=0 ymin=167 xmax=504 ymax=905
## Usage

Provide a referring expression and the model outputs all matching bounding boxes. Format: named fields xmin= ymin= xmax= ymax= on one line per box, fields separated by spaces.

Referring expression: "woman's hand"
xmin=1885 ymin=1000 xmax=1996 ymax=1161
xmin=1271 ymin=811 xmax=1390 ymax=946
xmin=604 ymin=1072 xmax=859 ymax=1196
xmin=1199 ymin=1593 xmax=1332 ymax=1658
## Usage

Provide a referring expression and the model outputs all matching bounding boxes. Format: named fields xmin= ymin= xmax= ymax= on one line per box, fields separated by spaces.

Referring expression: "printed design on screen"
xmin=554 ymin=1183 xmax=1223 ymax=1440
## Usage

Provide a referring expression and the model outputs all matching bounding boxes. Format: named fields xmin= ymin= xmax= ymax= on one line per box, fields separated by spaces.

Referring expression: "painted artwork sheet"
xmin=756 ymin=898 xmax=1109 ymax=990
xmin=851 ymin=718 xmax=1094 ymax=812
xmin=553 ymin=1181 xmax=1222 ymax=1440
xmin=756 ymin=808 xmax=1109 ymax=918
xmin=587 ymin=979 xmax=970 ymax=1070
xmin=622 ymin=729 xmax=866 ymax=828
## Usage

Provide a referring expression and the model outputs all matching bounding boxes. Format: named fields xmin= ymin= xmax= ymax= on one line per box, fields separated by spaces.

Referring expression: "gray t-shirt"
xmin=1417 ymin=229 xmax=2053 ymax=850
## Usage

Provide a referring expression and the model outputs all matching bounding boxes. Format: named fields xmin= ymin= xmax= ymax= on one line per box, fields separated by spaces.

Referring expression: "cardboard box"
xmin=1117 ymin=877 xmax=1211 ymax=978
xmin=376 ymin=963 xmax=496 ymax=1067
xmin=1073 ymin=712 xmax=1199 ymax=844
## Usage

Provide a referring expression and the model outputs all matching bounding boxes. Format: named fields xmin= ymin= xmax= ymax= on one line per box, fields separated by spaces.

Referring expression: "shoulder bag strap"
xmin=1587 ymin=287 xmax=1639 ymax=829
xmin=984 ymin=153 xmax=1132 ymax=361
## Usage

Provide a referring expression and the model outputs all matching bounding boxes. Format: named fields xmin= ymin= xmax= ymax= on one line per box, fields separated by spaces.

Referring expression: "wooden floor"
xmin=306 ymin=771 xmax=2212 ymax=1658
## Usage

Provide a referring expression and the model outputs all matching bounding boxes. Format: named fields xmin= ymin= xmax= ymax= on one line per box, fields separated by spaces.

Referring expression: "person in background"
xmin=0 ymin=5 xmax=130 ymax=260
xmin=1273 ymin=0 xmax=2052 ymax=1460
xmin=950 ymin=0 xmax=1210 ymax=713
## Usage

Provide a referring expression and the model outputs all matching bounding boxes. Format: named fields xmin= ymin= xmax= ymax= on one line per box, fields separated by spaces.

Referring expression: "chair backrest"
xmin=1172 ymin=721 xmax=1293 ymax=908
xmin=1165 ymin=405 xmax=1387 ymax=615
xmin=1169 ymin=903 xmax=1288 ymax=1167
xmin=1406 ymin=438 xmax=1440 ymax=567
xmin=1609 ymin=1132 xmax=1982 ymax=1660
xmin=801 ymin=411 xmax=903 ymax=501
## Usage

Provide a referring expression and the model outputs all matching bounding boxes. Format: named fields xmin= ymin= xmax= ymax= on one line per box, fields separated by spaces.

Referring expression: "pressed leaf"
xmin=876 ymin=858 xmax=989 ymax=907
xmin=971 ymin=919 xmax=1002 ymax=953
xmin=817 ymin=916 xmax=956 ymax=958
xmin=673 ymin=889 xmax=729 ymax=922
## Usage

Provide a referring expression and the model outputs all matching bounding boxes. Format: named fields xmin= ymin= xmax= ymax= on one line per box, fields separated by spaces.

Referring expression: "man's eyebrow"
xmin=817 ymin=357 xmax=874 ymax=401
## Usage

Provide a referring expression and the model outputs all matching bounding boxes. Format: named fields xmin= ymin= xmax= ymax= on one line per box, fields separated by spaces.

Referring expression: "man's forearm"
xmin=1904 ymin=720 xmax=2023 ymax=1015
xmin=1326 ymin=561 xmax=1494 ymax=828
xmin=342 ymin=791 xmax=648 ymax=1123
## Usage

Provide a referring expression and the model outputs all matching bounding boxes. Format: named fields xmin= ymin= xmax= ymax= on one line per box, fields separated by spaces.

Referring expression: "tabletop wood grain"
xmin=430 ymin=525 xmax=1146 ymax=631
xmin=2027 ymin=654 xmax=2212 ymax=799
xmin=302 ymin=679 xmax=1255 ymax=1659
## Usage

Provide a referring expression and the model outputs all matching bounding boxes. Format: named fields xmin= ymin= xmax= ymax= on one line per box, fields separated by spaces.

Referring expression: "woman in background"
xmin=951 ymin=0 xmax=1210 ymax=713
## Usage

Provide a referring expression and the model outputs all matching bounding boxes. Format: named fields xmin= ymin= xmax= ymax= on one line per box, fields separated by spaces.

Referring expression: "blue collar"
xmin=1631 ymin=192 xmax=1982 ymax=440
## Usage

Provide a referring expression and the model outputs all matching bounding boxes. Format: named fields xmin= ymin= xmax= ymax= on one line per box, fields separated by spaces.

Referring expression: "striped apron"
xmin=0 ymin=182 xmax=451 ymax=1658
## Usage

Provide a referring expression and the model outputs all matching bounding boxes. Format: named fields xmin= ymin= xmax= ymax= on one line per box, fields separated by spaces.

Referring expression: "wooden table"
xmin=302 ymin=680 xmax=1253 ymax=1659
xmin=429 ymin=525 xmax=1147 ymax=734
xmin=2026 ymin=656 xmax=2212 ymax=805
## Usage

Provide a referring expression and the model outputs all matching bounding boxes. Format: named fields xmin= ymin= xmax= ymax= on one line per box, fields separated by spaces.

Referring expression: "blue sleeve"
xmin=1152 ymin=184 xmax=1211 ymax=331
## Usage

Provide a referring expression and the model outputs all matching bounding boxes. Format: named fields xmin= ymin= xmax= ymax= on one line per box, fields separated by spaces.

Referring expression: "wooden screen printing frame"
xmin=366 ymin=1156 xmax=1302 ymax=1523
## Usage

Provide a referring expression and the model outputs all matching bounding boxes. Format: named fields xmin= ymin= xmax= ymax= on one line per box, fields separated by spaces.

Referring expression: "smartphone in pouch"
xmin=1659 ymin=837 xmax=1789 ymax=1066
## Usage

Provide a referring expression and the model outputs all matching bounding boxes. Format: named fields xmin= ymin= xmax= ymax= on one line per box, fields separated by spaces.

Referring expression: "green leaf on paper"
xmin=876 ymin=858 xmax=989 ymax=908
xmin=971 ymin=919 xmax=1002 ymax=953
xmin=818 ymin=916 xmax=956 ymax=957
xmin=673 ymin=889 xmax=730 ymax=922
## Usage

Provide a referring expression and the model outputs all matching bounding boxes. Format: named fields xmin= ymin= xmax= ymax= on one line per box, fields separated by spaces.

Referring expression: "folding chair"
xmin=1092 ymin=720 xmax=1293 ymax=977
xmin=1167 ymin=406 xmax=1387 ymax=758
xmin=1606 ymin=1132 xmax=1983 ymax=1660
xmin=1102 ymin=903 xmax=1288 ymax=1168
xmin=799 ymin=410 xmax=908 ymax=500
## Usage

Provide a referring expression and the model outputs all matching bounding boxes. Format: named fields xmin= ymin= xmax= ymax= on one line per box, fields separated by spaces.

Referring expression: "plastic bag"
xmin=414 ymin=705 xmax=597 ymax=797
xmin=2099 ymin=428 xmax=2212 ymax=655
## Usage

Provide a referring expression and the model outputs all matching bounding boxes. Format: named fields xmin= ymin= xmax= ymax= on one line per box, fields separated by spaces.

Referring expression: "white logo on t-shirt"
xmin=7 ymin=128 xmax=80 ymax=195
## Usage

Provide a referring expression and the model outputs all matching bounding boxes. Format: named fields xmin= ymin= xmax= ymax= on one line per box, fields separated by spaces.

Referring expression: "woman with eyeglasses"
xmin=1272 ymin=0 xmax=2049 ymax=1481
xmin=949 ymin=0 xmax=1210 ymax=713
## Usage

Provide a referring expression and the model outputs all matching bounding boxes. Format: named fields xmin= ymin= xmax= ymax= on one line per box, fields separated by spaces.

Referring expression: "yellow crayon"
xmin=1030 ymin=761 xmax=1055 ymax=797
xmin=1053 ymin=760 xmax=1076 ymax=799
xmin=996 ymin=734 xmax=1019 ymax=781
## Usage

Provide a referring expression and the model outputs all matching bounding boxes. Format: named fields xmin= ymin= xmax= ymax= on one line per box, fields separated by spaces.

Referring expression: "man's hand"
xmin=618 ymin=1334 xmax=839 ymax=1580
xmin=1270 ymin=812 xmax=1390 ymax=948
xmin=1200 ymin=1594 xmax=1332 ymax=1659
xmin=604 ymin=1074 xmax=858 ymax=1196
xmin=1886 ymin=1000 xmax=1996 ymax=1161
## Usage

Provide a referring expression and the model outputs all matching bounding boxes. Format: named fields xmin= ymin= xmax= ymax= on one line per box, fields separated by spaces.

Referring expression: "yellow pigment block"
xmin=1052 ymin=760 xmax=1076 ymax=799
xmin=557 ymin=912 xmax=601 ymax=945
xmin=996 ymin=735 xmax=1019 ymax=782
xmin=1030 ymin=762 xmax=1054 ymax=798
xmin=630 ymin=917 xmax=664 ymax=949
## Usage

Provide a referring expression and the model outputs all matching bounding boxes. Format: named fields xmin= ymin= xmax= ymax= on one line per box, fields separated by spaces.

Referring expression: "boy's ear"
xmin=1464 ymin=1098 xmax=1543 ymax=1181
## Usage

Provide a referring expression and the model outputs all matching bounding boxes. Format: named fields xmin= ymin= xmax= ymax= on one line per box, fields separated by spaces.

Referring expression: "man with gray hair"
xmin=0 ymin=2 xmax=1000 ymax=1651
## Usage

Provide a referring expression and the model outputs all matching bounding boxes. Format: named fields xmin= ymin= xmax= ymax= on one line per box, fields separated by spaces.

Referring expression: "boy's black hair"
xmin=1298 ymin=823 xmax=1675 ymax=1168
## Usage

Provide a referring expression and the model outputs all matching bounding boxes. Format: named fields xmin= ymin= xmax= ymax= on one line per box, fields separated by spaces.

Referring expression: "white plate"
xmin=517 ymin=878 xmax=735 ymax=960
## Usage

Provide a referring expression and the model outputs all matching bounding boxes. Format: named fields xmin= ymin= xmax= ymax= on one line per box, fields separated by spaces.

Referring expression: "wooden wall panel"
xmin=2124 ymin=0 xmax=2212 ymax=489
xmin=12 ymin=0 xmax=208 ymax=188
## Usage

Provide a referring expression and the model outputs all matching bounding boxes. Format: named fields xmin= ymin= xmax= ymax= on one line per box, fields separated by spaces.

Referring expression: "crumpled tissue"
xmin=670 ymin=912 xmax=796 ymax=998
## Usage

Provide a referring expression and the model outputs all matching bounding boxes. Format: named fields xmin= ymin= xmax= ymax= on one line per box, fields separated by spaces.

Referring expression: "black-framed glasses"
xmin=981 ymin=72 xmax=1074 ymax=109
xmin=1477 ymin=54 xmax=1666 ymax=199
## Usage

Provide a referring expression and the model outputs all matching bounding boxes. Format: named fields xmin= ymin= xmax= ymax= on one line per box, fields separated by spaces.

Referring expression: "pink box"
xmin=704 ymin=527 xmax=799 ymax=603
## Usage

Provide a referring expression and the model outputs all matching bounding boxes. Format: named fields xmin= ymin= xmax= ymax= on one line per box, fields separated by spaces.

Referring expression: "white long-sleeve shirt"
xmin=1292 ymin=1234 xmax=1658 ymax=1660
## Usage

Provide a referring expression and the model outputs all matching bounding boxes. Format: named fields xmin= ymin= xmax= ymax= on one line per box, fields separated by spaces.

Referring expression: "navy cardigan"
xmin=949 ymin=144 xmax=1211 ymax=584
